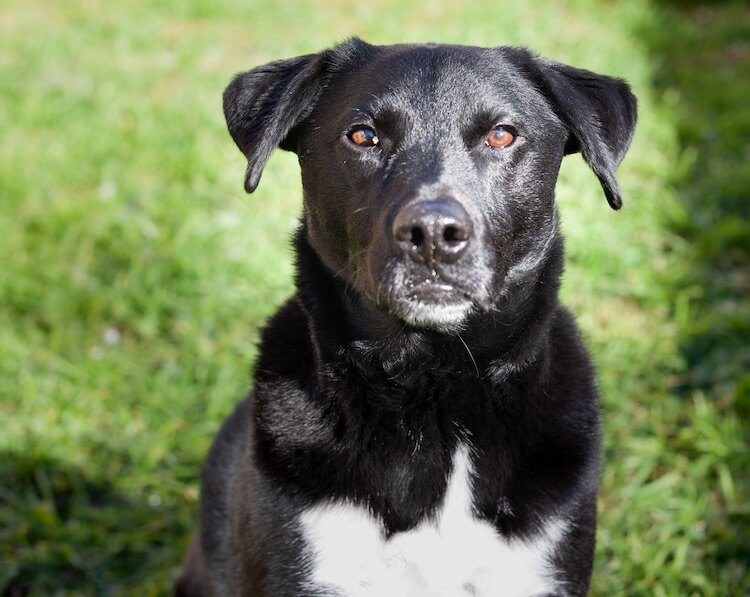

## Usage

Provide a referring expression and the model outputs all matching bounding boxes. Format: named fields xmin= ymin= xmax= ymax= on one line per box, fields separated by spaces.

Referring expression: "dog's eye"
xmin=348 ymin=127 xmax=379 ymax=147
xmin=485 ymin=125 xmax=516 ymax=149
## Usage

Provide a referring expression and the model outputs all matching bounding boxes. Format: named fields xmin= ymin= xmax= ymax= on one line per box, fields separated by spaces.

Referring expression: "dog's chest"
xmin=299 ymin=447 xmax=566 ymax=596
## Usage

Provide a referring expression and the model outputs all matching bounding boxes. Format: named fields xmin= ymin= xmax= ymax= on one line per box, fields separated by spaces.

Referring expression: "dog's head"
xmin=223 ymin=39 xmax=636 ymax=331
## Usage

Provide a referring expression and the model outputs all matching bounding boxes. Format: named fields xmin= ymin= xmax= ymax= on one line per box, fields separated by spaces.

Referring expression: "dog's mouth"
xmin=408 ymin=280 xmax=465 ymax=301
xmin=384 ymin=278 xmax=476 ymax=329
xmin=359 ymin=242 xmax=491 ymax=330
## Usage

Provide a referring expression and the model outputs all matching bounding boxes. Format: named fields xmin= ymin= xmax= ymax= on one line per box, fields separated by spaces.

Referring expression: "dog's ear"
xmin=535 ymin=59 xmax=637 ymax=210
xmin=223 ymin=38 xmax=373 ymax=193
xmin=223 ymin=53 xmax=324 ymax=193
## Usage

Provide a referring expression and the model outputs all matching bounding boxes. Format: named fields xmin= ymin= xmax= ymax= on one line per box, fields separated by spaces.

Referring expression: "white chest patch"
xmin=299 ymin=447 xmax=567 ymax=597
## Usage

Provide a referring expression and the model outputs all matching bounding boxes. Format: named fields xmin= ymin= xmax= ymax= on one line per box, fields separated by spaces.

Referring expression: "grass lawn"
xmin=1 ymin=0 xmax=747 ymax=594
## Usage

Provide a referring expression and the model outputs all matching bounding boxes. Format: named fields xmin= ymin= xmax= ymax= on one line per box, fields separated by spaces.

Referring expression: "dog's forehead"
xmin=330 ymin=44 xmax=545 ymax=118
xmin=378 ymin=44 xmax=521 ymax=84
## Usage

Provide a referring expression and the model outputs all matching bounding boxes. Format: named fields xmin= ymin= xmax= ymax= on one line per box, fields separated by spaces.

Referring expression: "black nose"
xmin=392 ymin=198 xmax=473 ymax=265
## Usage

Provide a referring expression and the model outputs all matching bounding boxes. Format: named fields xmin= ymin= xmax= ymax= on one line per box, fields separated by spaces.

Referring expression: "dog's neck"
xmin=293 ymin=227 xmax=562 ymax=386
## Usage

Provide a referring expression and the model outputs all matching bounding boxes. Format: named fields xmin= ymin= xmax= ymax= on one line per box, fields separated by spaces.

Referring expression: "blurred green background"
xmin=1 ymin=0 xmax=748 ymax=594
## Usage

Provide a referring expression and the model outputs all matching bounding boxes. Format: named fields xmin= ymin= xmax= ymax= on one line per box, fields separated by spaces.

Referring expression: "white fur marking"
xmin=300 ymin=447 xmax=567 ymax=596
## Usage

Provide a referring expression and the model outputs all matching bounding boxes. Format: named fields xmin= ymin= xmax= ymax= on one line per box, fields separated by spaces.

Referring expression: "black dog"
xmin=175 ymin=38 xmax=636 ymax=597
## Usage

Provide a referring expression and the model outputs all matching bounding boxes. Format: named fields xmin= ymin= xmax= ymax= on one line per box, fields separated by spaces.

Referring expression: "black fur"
xmin=176 ymin=38 xmax=636 ymax=596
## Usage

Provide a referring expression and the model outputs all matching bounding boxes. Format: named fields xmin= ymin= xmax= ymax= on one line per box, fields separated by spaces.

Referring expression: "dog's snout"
xmin=392 ymin=198 xmax=473 ymax=265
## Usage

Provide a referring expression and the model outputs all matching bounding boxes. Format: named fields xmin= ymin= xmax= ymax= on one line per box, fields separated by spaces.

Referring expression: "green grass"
xmin=0 ymin=0 xmax=747 ymax=594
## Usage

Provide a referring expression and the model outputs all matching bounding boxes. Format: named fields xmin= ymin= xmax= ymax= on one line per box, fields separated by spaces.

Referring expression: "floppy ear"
xmin=536 ymin=59 xmax=637 ymax=209
xmin=223 ymin=53 xmax=326 ymax=193
xmin=223 ymin=38 xmax=375 ymax=193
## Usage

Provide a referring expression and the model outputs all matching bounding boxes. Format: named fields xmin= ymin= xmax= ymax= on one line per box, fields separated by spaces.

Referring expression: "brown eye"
xmin=486 ymin=125 xmax=516 ymax=149
xmin=348 ymin=127 xmax=379 ymax=147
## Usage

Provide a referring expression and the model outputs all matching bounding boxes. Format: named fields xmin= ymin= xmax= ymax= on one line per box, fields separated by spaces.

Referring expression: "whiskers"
xmin=375 ymin=275 xmax=387 ymax=307
xmin=455 ymin=331 xmax=480 ymax=378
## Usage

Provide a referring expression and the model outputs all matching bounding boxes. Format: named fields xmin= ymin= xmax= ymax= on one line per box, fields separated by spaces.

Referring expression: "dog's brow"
xmin=351 ymin=106 xmax=370 ymax=116
xmin=346 ymin=106 xmax=375 ymax=122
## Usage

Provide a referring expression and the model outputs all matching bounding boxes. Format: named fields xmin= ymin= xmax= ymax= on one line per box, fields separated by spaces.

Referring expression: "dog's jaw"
xmin=390 ymin=295 xmax=474 ymax=330
xmin=358 ymin=244 xmax=493 ymax=332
